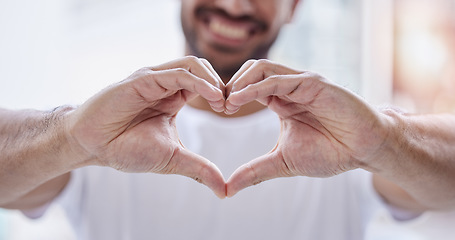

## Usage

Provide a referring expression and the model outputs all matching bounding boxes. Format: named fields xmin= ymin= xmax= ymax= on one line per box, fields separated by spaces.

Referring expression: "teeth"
xmin=209 ymin=20 xmax=248 ymax=40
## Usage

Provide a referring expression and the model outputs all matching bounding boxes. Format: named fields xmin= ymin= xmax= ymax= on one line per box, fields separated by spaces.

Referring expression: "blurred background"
xmin=0 ymin=0 xmax=454 ymax=239
xmin=393 ymin=0 xmax=455 ymax=113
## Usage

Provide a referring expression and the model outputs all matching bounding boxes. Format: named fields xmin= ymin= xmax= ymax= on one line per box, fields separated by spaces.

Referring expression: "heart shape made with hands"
xmin=200 ymin=60 xmax=306 ymax=198
xmin=196 ymin=60 xmax=310 ymax=199
xmin=80 ymin=57 xmax=377 ymax=200
xmin=165 ymin=58 xmax=371 ymax=200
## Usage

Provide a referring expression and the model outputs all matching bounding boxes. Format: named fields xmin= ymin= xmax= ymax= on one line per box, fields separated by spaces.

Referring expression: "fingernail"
xmin=212 ymin=107 xmax=224 ymax=113
xmin=210 ymin=100 xmax=224 ymax=108
xmin=224 ymin=104 xmax=239 ymax=115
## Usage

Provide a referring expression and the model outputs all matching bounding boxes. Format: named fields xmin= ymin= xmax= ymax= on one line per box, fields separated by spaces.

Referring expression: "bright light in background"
xmin=0 ymin=0 xmax=183 ymax=110
xmin=393 ymin=0 xmax=455 ymax=113
xmin=395 ymin=1 xmax=449 ymax=87
xmin=398 ymin=31 xmax=448 ymax=87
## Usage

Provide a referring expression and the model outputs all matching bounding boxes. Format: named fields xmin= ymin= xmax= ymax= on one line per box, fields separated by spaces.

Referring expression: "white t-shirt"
xmin=57 ymin=106 xmax=382 ymax=240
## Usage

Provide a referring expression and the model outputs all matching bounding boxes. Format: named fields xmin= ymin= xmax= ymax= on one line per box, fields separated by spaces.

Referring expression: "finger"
xmin=225 ymin=59 xmax=256 ymax=96
xmin=179 ymin=57 xmax=225 ymax=111
xmin=225 ymin=74 xmax=306 ymax=114
xmin=148 ymin=56 xmax=225 ymax=111
xmin=224 ymin=60 xmax=262 ymax=115
xmin=139 ymin=68 xmax=225 ymax=104
xmin=227 ymin=60 xmax=301 ymax=94
xmin=151 ymin=56 xmax=222 ymax=90
xmin=199 ymin=58 xmax=226 ymax=112
xmin=228 ymin=60 xmax=266 ymax=94
xmin=172 ymin=148 xmax=226 ymax=199
xmin=225 ymin=61 xmax=302 ymax=114
xmin=226 ymin=152 xmax=290 ymax=197
xmin=199 ymin=58 xmax=225 ymax=89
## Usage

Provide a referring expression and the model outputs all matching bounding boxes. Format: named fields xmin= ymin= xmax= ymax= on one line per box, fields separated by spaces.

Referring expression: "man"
xmin=1 ymin=0 xmax=455 ymax=239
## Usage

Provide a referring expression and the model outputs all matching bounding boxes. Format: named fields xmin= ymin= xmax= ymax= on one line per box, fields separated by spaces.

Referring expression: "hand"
xmin=66 ymin=56 xmax=227 ymax=198
xmin=224 ymin=60 xmax=389 ymax=197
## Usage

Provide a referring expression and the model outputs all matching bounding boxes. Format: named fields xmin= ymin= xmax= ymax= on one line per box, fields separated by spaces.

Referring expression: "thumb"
xmin=226 ymin=152 xmax=288 ymax=198
xmin=171 ymin=148 xmax=226 ymax=199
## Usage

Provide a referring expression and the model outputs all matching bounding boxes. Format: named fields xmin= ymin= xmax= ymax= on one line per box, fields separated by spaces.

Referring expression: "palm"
xmin=256 ymin=94 xmax=349 ymax=178
xmin=280 ymin=120 xmax=342 ymax=176
xmin=103 ymin=94 xmax=185 ymax=173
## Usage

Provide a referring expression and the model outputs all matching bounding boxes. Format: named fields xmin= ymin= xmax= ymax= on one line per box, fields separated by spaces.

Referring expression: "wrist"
xmin=56 ymin=106 xmax=95 ymax=169
xmin=0 ymin=106 xmax=88 ymax=204
xmin=359 ymin=107 xmax=406 ymax=174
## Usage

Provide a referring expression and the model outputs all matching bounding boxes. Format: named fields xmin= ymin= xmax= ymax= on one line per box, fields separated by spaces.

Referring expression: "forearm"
xmin=0 ymin=106 xmax=83 ymax=207
xmin=368 ymin=110 xmax=455 ymax=210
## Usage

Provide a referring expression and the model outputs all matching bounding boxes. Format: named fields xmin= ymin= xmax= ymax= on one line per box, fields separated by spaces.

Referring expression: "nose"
xmin=213 ymin=0 xmax=255 ymax=17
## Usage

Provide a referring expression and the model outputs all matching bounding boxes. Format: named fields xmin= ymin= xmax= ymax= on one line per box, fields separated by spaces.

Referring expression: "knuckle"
xmin=255 ymin=59 xmax=271 ymax=67
xmin=198 ymin=163 xmax=212 ymax=179
xmin=138 ymin=66 xmax=152 ymax=72
xmin=199 ymin=57 xmax=210 ymax=64
xmin=184 ymin=55 xmax=199 ymax=62
xmin=252 ymin=180 xmax=263 ymax=186
xmin=192 ymin=177 xmax=203 ymax=184
xmin=133 ymin=67 xmax=153 ymax=77
xmin=302 ymin=71 xmax=325 ymax=82
xmin=266 ymin=75 xmax=281 ymax=82
xmin=245 ymin=163 xmax=261 ymax=184
xmin=174 ymin=67 xmax=190 ymax=75
xmin=192 ymin=162 xmax=214 ymax=185
xmin=246 ymin=59 xmax=257 ymax=65
xmin=231 ymin=81 xmax=241 ymax=90
xmin=126 ymin=68 xmax=154 ymax=84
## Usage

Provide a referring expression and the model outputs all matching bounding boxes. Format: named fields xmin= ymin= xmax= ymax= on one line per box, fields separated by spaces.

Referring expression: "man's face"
xmin=181 ymin=0 xmax=298 ymax=81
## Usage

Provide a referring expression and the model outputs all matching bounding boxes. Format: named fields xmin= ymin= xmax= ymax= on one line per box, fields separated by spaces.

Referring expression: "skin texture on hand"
xmin=66 ymin=56 xmax=227 ymax=198
xmin=223 ymin=60 xmax=455 ymax=212
xmin=3 ymin=57 xmax=455 ymax=212
xmin=224 ymin=59 xmax=390 ymax=197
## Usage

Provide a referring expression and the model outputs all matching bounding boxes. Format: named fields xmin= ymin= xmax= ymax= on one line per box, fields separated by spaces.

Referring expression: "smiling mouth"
xmin=196 ymin=7 xmax=267 ymax=44
xmin=209 ymin=18 xmax=249 ymax=41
